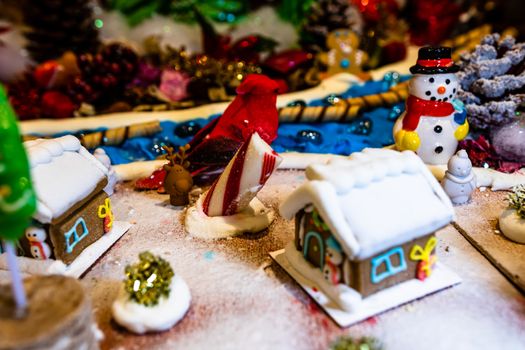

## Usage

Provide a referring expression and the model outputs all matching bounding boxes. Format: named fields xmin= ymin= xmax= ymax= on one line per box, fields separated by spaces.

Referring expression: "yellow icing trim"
xmin=454 ymin=120 xmax=469 ymax=140
xmin=410 ymin=236 xmax=437 ymax=262
xmin=394 ymin=129 xmax=420 ymax=151
xmin=410 ymin=236 xmax=437 ymax=277
xmin=97 ymin=198 xmax=114 ymax=230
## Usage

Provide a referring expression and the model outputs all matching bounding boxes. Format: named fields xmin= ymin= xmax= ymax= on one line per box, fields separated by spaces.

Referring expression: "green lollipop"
xmin=0 ymin=84 xmax=36 ymax=241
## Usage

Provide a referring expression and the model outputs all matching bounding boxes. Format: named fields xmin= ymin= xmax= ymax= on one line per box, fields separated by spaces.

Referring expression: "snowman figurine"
xmin=441 ymin=150 xmax=477 ymax=205
xmin=393 ymin=47 xmax=469 ymax=165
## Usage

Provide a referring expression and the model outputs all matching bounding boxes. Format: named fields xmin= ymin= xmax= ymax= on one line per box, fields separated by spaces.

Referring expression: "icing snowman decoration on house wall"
xmin=25 ymin=227 xmax=52 ymax=260
xmin=323 ymin=236 xmax=343 ymax=285
xmin=393 ymin=47 xmax=469 ymax=165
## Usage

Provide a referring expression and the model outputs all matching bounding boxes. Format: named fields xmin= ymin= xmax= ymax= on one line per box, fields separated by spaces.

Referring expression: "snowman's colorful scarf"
xmin=403 ymin=95 xmax=455 ymax=131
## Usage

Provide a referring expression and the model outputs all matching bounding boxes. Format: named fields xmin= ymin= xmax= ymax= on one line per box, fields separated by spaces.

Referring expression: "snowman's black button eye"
xmin=425 ymin=91 xmax=431 ymax=96
xmin=435 ymin=146 xmax=443 ymax=154
xmin=429 ymin=78 xmax=435 ymax=83
xmin=446 ymin=79 xmax=450 ymax=84
xmin=434 ymin=125 xmax=443 ymax=133
xmin=431 ymin=97 xmax=436 ymax=101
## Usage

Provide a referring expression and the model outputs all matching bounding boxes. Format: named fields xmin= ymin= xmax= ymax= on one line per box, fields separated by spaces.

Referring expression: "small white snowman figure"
xmin=393 ymin=47 xmax=469 ymax=165
xmin=441 ymin=150 xmax=477 ymax=205
xmin=323 ymin=237 xmax=343 ymax=285
xmin=25 ymin=227 xmax=52 ymax=260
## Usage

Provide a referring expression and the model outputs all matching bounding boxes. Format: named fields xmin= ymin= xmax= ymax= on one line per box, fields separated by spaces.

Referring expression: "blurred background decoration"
xmin=0 ymin=0 xmax=522 ymax=119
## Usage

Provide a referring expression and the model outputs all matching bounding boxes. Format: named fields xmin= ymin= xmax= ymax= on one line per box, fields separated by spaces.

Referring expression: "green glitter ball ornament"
xmin=330 ymin=336 xmax=382 ymax=350
xmin=124 ymin=251 xmax=175 ymax=307
xmin=508 ymin=185 xmax=525 ymax=219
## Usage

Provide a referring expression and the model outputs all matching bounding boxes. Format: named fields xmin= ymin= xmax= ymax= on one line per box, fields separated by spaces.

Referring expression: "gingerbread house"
xmin=21 ymin=136 xmax=113 ymax=265
xmin=279 ymin=148 xmax=455 ymax=309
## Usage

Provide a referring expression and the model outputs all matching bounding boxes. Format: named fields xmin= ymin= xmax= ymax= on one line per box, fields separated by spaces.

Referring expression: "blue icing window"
xmin=64 ymin=217 xmax=89 ymax=254
xmin=303 ymin=231 xmax=325 ymax=270
xmin=370 ymin=247 xmax=407 ymax=284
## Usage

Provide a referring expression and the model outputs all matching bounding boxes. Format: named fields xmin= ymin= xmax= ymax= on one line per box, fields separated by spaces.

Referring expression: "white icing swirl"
xmin=112 ymin=275 xmax=191 ymax=334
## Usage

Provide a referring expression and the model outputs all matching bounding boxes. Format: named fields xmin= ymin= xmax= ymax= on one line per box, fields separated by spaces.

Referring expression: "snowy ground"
xmin=82 ymin=170 xmax=525 ymax=350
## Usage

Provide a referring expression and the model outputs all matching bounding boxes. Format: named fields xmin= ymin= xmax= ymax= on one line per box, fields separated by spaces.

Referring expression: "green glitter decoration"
xmin=312 ymin=208 xmax=329 ymax=232
xmin=278 ymin=0 xmax=316 ymax=26
xmin=0 ymin=84 xmax=37 ymax=241
xmin=508 ymin=185 xmax=525 ymax=219
xmin=330 ymin=336 xmax=382 ymax=350
xmin=106 ymin=0 xmax=249 ymax=26
xmin=124 ymin=251 xmax=175 ymax=307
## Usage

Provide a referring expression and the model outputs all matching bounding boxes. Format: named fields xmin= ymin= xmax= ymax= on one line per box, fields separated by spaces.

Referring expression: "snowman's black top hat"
xmin=410 ymin=46 xmax=459 ymax=74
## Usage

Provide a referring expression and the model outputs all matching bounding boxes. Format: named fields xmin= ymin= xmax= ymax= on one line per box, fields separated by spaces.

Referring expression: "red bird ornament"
xmin=186 ymin=74 xmax=280 ymax=185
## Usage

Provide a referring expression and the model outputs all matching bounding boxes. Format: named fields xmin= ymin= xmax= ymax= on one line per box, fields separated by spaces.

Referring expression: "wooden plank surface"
xmin=453 ymin=189 xmax=525 ymax=293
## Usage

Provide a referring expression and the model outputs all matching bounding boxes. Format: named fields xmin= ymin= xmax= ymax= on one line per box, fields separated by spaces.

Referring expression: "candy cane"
xmin=203 ymin=132 xmax=282 ymax=217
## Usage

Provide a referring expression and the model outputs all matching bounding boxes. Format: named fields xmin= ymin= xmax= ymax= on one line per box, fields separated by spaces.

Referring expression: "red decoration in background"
xmin=34 ymin=61 xmax=61 ymax=89
xmin=381 ymin=41 xmax=407 ymax=65
xmin=7 ymin=80 xmax=42 ymax=120
xmin=352 ymin=0 xmax=399 ymax=23
xmin=135 ymin=168 xmax=167 ymax=191
xmin=135 ymin=75 xmax=280 ymax=189
xmin=7 ymin=52 xmax=81 ymax=120
xmin=186 ymin=74 xmax=280 ymax=185
xmin=408 ymin=0 xmax=461 ymax=46
xmin=40 ymin=91 xmax=76 ymax=119
xmin=195 ymin=5 xmax=276 ymax=64
xmin=263 ymin=49 xmax=313 ymax=75
xmin=228 ymin=35 xmax=278 ymax=64
xmin=459 ymin=136 xmax=525 ymax=174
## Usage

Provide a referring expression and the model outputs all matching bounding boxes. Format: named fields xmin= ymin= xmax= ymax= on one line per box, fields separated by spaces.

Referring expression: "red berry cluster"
xmin=7 ymin=75 xmax=42 ymax=120
xmin=69 ymin=44 xmax=139 ymax=105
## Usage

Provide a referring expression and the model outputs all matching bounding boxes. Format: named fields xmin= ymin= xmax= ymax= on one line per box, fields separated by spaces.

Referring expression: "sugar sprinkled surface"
xmin=81 ymin=170 xmax=525 ymax=350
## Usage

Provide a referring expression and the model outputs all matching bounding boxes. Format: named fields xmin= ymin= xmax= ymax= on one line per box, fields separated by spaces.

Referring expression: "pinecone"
xmin=23 ymin=0 xmax=100 ymax=63
xmin=299 ymin=0 xmax=363 ymax=53
xmin=457 ymin=33 xmax=525 ymax=130
xmin=69 ymin=44 xmax=139 ymax=107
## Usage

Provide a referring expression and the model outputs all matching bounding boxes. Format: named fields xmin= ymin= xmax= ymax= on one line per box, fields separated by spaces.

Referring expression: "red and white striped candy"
xmin=203 ymin=132 xmax=282 ymax=217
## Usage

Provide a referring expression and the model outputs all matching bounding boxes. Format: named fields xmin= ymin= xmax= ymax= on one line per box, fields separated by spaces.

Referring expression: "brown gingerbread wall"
xmin=49 ymin=190 xmax=109 ymax=265
xmin=353 ymin=234 xmax=435 ymax=297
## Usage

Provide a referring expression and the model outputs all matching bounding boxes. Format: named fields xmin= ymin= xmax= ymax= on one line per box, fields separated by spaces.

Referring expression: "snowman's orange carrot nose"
xmin=437 ymin=86 xmax=446 ymax=94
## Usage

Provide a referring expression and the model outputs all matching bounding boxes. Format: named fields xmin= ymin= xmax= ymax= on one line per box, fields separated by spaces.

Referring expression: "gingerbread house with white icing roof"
xmin=279 ymin=148 xmax=455 ymax=308
xmin=21 ymin=135 xmax=113 ymax=265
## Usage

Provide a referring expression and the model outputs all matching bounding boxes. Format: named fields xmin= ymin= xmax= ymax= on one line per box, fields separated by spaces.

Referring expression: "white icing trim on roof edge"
xmin=25 ymin=135 xmax=81 ymax=168
xmin=305 ymin=149 xmax=422 ymax=194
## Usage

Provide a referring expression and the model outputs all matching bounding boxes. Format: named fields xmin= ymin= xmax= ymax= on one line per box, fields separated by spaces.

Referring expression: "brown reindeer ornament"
xmin=162 ymin=145 xmax=193 ymax=206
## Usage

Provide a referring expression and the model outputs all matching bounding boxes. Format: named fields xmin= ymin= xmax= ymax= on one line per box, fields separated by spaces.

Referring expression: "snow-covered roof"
xmin=280 ymin=148 xmax=455 ymax=260
xmin=24 ymin=135 xmax=109 ymax=224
